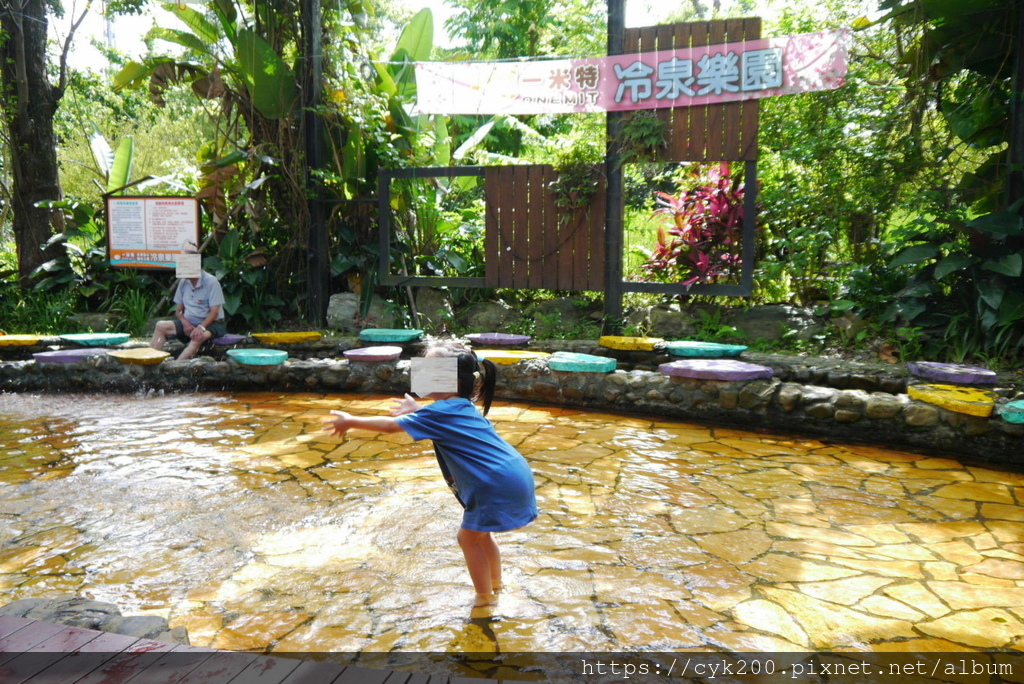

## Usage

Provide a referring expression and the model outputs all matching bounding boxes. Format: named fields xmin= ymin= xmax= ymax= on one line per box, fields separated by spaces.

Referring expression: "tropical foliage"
xmin=0 ymin=0 xmax=1022 ymax=363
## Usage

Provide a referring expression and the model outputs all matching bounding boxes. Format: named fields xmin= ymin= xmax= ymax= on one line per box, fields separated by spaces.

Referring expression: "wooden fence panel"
xmin=628 ymin=19 xmax=761 ymax=162
xmin=484 ymin=166 xmax=605 ymax=291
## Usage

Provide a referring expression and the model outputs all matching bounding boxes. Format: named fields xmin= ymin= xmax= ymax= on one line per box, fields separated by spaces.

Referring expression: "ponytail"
xmin=478 ymin=358 xmax=497 ymax=416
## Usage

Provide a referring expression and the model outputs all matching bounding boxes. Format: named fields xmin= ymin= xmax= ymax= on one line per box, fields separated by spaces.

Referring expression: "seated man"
xmin=149 ymin=269 xmax=227 ymax=360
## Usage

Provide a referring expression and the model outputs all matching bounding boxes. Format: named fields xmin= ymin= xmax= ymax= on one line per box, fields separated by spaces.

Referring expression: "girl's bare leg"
xmin=457 ymin=528 xmax=501 ymax=605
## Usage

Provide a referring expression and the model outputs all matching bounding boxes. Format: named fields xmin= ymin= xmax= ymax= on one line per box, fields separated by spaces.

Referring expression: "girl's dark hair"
xmin=455 ymin=351 xmax=497 ymax=415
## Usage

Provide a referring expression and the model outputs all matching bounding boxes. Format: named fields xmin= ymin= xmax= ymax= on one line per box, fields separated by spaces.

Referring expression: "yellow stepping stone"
xmin=474 ymin=349 xmax=550 ymax=365
xmin=598 ymin=335 xmax=664 ymax=351
xmin=0 ymin=334 xmax=41 ymax=346
xmin=106 ymin=348 xmax=171 ymax=365
xmin=251 ymin=331 xmax=322 ymax=344
xmin=908 ymin=383 xmax=997 ymax=417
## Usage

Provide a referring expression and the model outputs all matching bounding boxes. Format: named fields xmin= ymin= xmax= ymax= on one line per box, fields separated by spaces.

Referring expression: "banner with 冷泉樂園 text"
xmin=412 ymin=29 xmax=849 ymax=116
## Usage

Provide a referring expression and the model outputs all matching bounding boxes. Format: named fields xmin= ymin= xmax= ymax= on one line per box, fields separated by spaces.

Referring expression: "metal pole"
xmin=603 ymin=0 xmax=626 ymax=334
xmin=302 ymin=0 xmax=328 ymax=326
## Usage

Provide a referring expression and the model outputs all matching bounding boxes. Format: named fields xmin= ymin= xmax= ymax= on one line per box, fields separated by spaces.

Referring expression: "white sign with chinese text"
xmin=412 ymin=29 xmax=849 ymax=116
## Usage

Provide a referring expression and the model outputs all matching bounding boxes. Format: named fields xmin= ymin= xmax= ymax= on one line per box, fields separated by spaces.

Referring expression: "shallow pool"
xmin=2 ymin=391 xmax=1023 ymax=659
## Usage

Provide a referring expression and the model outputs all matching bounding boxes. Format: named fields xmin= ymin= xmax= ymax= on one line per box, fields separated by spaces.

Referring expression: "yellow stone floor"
xmin=2 ymin=391 xmax=1024 ymax=657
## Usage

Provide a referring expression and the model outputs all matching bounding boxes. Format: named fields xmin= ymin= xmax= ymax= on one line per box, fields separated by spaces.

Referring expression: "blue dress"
xmin=395 ymin=398 xmax=538 ymax=532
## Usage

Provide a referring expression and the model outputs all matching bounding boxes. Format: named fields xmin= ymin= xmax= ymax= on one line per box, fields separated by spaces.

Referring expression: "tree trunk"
xmin=0 ymin=0 xmax=64 ymax=287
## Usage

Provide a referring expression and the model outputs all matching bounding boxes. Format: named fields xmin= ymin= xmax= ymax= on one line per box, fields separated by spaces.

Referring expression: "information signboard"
xmin=106 ymin=196 xmax=201 ymax=269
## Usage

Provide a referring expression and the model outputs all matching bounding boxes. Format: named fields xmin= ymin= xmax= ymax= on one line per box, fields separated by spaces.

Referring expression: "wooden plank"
xmin=687 ymin=22 xmax=710 ymax=161
xmin=330 ymin=663 xmax=394 ymax=684
xmin=0 ymin=621 xmax=68 ymax=665
xmin=670 ymin=21 xmax=695 ymax=160
xmin=540 ymin=165 xmax=560 ymax=290
xmin=483 ymin=167 xmax=501 ymax=288
xmin=655 ymin=23 xmax=677 ymax=161
xmin=722 ymin=18 xmax=745 ymax=159
xmin=67 ymin=638 xmax=178 ymax=684
xmin=176 ymin=651 xmax=259 ymax=684
xmin=13 ymin=631 xmax=141 ymax=684
xmin=739 ymin=17 xmax=762 ymax=161
xmin=225 ymin=653 xmax=303 ymax=684
xmin=526 ymin=165 xmax=546 ymax=289
xmin=0 ymin=616 xmax=35 ymax=641
xmin=704 ymin=20 xmax=727 ymax=161
xmin=113 ymin=647 xmax=214 ymax=684
xmin=277 ymin=658 xmax=349 ymax=684
xmin=511 ymin=165 xmax=531 ymax=288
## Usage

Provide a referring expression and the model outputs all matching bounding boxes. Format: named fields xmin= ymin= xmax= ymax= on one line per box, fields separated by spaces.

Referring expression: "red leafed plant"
xmin=640 ymin=163 xmax=745 ymax=288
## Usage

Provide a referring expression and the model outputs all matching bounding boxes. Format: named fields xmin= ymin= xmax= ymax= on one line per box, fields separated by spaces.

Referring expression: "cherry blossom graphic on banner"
xmin=412 ymin=29 xmax=850 ymax=115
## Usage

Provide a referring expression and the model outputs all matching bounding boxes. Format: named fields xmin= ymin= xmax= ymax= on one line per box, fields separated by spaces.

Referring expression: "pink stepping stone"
xmin=466 ymin=333 xmax=531 ymax=346
xmin=659 ymin=359 xmax=773 ymax=381
xmin=33 ymin=348 xmax=109 ymax=363
xmin=343 ymin=346 xmax=403 ymax=362
xmin=906 ymin=361 xmax=997 ymax=385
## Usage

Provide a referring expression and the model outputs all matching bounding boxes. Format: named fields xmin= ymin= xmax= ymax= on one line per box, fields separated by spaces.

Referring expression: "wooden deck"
xmin=0 ymin=616 xmax=480 ymax=684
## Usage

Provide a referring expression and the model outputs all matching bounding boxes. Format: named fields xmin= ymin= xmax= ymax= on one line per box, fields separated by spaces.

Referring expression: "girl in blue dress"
xmin=324 ymin=344 xmax=538 ymax=607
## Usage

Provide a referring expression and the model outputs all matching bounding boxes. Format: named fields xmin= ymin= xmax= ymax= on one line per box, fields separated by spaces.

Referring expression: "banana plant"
xmin=112 ymin=2 xmax=297 ymax=121
xmin=88 ymin=125 xmax=134 ymax=195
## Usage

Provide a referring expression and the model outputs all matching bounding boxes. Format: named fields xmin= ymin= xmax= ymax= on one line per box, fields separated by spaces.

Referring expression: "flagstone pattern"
xmin=2 ymin=391 xmax=1024 ymax=659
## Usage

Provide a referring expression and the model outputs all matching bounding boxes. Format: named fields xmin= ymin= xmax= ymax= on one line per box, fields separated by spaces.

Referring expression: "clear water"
xmin=2 ymin=391 xmax=1022 ymax=660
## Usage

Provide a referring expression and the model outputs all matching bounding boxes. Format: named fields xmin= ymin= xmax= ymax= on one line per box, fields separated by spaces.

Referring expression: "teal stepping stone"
xmin=359 ymin=328 xmax=424 ymax=343
xmin=1001 ymin=400 xmax=1024 ymax=424
xmin=59 ymin=332 xmax=131 ymax=347
xmin=548 ymin=351 xmax=617 ymax=373
xmin=666 ymin=340 xmax=747 ymax=358
xmin=227 ymin=349 xmax=288 ymax=366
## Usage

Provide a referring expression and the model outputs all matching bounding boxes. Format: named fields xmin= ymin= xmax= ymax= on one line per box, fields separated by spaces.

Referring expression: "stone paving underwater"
xmin=1 ymin=391 xmax=1024 ymax=658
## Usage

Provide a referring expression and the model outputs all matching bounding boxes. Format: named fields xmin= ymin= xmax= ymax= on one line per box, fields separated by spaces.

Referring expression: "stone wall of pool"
xmin=2 ymin=336 xmax=1022 ymax=467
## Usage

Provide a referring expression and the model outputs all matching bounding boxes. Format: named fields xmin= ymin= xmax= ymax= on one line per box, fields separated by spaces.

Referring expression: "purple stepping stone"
xmin=659 ymin=359 xmax=773 ymax=381
xmin=906 ymin=361 xmax=997 ymax=385
xmin=343 ymin=346 xmax=403 ymax=362
xmin=466 ymin=332 xmax=532 ymax=346
xmin=213 ymin=334 xmax=249 ymax=345
xmin=33 ymin=348 xmax=109 ymax=364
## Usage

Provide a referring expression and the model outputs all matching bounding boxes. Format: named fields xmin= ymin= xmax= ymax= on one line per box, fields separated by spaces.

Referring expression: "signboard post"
xmin=106 ymin=196 xmax=201 ymax=270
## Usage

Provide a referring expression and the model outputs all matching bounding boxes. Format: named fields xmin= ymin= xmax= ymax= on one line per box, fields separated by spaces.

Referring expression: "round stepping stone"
xmin=212 ymin=334 xmax=249 ymax=345
xmin=907 ymin=383 xmax=997 ymax=417
xmin=906 ymin=361 xmax=997 ymax=385
xmin=359 ymin=328 xmax=424 ymax=343
xmin=465 ymin=332 xmax=531 ymax=346
xmin=34 ymin=348 xmax=109 ymax=364
xmin=659 ymin=359 xmax=773 ymax=381
xmin=0 ymin=335 xmax=41 ymax=346
xmin=251 ymin=331 xmax=322 ymax=344
xmin=1000 ymin=400 xmax=1024 ymax=424
xmin=59 ymin=332 xmax=131 ymax=347
xmin=598 ymin=335 xmax=664 ymax=351
xmin=666 ymin=340 xmax=748 ymax=358
xmin=107 ymin=348 xmax=170 ymax=365
xmin=475 ymin=349 xmax=550 ymax=365
xmin=344 ymin=346 xmax=403 ymax=362
xmin=227 ymin=349 xmax=288 ymax=366
xmin=548 ymin=351 xmax=617 ymax=373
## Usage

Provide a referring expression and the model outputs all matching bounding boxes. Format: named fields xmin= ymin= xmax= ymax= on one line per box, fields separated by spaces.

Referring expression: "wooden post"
xmin=603 ymin=0 xmax=626 ymax=334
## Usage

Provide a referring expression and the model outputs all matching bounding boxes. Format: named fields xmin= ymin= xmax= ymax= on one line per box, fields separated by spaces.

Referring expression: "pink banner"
xmin=412 ymin=29 xmax=850 ymax=116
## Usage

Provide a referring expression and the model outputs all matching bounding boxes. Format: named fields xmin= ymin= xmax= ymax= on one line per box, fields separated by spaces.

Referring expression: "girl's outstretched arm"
xmin=323 ymin=410 xmax=403 ymax=437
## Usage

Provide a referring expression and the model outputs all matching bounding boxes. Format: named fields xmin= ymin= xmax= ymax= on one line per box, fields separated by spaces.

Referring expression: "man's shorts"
xmin=173 ymin=318 xmax=228 ymax=343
